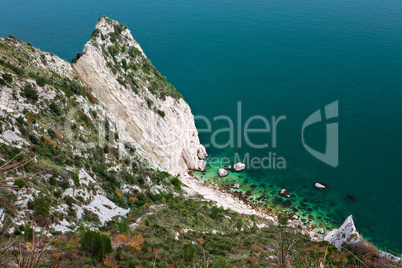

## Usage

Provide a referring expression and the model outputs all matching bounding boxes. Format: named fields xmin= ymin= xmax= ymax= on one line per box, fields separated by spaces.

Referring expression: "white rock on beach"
xmin=218 ymin=168 xmax=228 ymax=177
xmin=231 ymin=162 xmax=245 ymax=172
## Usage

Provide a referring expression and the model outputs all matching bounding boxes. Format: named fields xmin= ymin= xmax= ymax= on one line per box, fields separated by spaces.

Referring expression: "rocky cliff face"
xmin=74 ymin=16 xmax=207 ymax=175
xmin=324 ymin=215 xmax=362 ymax=251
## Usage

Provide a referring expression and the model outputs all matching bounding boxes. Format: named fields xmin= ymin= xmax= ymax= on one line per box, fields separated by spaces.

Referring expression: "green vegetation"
xmin=80 ymin=229 xmax=113 ymax=260
xmin=22 ymin=83 xmax=38 ymax=102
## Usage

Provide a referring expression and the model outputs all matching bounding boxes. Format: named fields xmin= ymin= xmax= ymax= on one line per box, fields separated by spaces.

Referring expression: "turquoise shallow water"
xmin=1 ymin=0 xmax=401 ymax=253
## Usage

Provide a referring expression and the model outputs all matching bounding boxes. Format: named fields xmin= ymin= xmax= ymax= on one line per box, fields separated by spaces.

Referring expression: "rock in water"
xmin=231 ymin=162 xmax=245 ymax=172
xmin=233 ymin=183 xmax=240 ymax=189
xmin=218 ymin=168 xmax=228 ymax=177
xmin=279 ymin=189 xmax=291 ymax=198
xmin=324 ymin=215 xmax=362 ymax=251
xmin=347 ymin=194 xmax=356 ymax=200
xmin=314 ymin=182 xmax=328 ymax=189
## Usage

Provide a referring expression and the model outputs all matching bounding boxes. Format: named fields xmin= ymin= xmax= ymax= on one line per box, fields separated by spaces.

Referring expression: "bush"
xmin=47 ymin=128 xmax=57 ymax=139
xmin=170 ymin=176 xmax=182 ymax=190
xmin=157 ymin=109 xmax=165 ymax=118
xmin=2 ymin=73 xmax=12 ymax=83
xmin=236 ymin=218 xmax=243 ymax=231
xmin=35 ymin=76 xmax=46 ymax=87
xmin=118 ymin=217 xmax=129 ymax=233
xmin=49 ymin=176 xmax=57 ymax=186
xmin=183 ymin=244 xmax=196 ymax=262
xmin=80 ymin=229 xmax=112 ymax=260
xmin=212 ymin=257 xmax=227 ymax=268
xmin=71 ymin=52 xmax=83 ymax=64
xmin=251 ymin=225 xmax=258 ymax=234
xmin=23 ymin=84 xmax=38 ymax=102
xmin=13 ymin=179 xmax=26 ymax=189
xmin=49 ymin=102 xmax=62 ymax=116
xmin=210 ymin=206 xmax=223 ymax=220
xmin=33 ymin=193 xmax=50 ymax=216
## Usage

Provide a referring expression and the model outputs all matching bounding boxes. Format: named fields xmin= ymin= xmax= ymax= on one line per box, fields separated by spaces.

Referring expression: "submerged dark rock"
xmin=299 ymin=201 xmax=308 ymax=207
xmin=347 ymin=194 xmax=356 ymax=200
xmin=283 ymin=200 xmax=292 ymax=207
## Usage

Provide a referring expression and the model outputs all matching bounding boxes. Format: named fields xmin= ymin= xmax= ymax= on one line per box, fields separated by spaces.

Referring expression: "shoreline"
xmin=180 ymin=172 xmax=325 ymax=242
xmin=180 ymin=169 xmax=402 ymax=264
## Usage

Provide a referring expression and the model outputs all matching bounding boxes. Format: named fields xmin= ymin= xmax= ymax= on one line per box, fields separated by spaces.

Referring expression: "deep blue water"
xmin=1 ymin=0 xmax=401 ymax=253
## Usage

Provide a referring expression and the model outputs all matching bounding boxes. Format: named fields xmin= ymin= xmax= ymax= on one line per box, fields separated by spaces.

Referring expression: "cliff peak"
xmin=73 ymin=17 xmax=207 ymax=174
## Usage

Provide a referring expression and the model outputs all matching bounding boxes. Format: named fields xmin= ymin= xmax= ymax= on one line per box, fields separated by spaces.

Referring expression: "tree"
xmin=33 ymin=193 xmax=50 ymax=216
xmin=80 ymin=229 xmax=112 ymax=260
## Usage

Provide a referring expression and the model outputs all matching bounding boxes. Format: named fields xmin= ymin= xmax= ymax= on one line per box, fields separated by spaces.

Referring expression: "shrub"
xmin=13 ymin=179 xmax=26 ymax=189
xmin=80 ymin=229 xmax=113 ymax=260
xmin=35 ymin=76 xmax=46 ymax=87
xmin=236 ymin=218 xmax=243 ymax=231
xmin=23 ymin=84 xmax=38 ymax=102
xmin=33 ymin=193 xmax=50 ymax=216
xmin=2 ymin=73 xmax=12 ymax=83
xmin=0 ymin=78 xmax=5 ymax=85
xmin=108 ymin=45 xmax=119 ymax=57
xmin=210 ymin=206 xmax=223 ymax=220
xmin=251 ymin=225 xmax=258 ymax=234
xmin=171 ymin=176 xmax=182 ymax=190
xmin=279 ymin=214 xmax=288 ymax=227
xmin=118 ymin=217 xmax=129 ymax=233
xmin=212 ymin=257 xmax=227 ymax=268
xmin=157 ymin=109 xmax=165 ymax=118
xmin=91 ymin=29 xmax=100 ymax=38
xmin=183 ymin=244 xmax=196 ymax=262
xmin=49 ymin=102 xmax=62 ymax=116
xmin=128 ymin=234 xmax=144 ymax=252
xmin=49 ymin=176 xmax=57 ymax=186
xmin=71 ymin=52 xmax=84 ymax=64
xmin=47 ymin=128 xmax=57 ymax=139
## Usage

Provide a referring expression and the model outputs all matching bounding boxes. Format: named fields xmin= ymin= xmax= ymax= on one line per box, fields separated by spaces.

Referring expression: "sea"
xmin=1 ymin=0 xmax=401 ymax=253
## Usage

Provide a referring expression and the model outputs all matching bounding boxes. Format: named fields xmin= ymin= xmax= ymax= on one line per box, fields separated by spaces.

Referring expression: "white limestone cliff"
xmin=74 ymin=17 xmax=207 ymax=175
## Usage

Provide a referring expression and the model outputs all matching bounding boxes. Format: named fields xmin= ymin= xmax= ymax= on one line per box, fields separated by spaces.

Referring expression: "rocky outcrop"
xmin=74 ymin=17 xmax=207 ymax=175
xmin=231 ymin=162 xmax=245 ymax=172
xmin=218 ymin=168 xmax=228 ymax=177
xmin=324 ymin=215 xmax=362 ymax=251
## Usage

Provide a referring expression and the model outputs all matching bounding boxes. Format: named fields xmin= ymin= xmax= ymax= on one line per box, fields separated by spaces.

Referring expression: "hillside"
xmin=0 ymin=17 xmax=400 ymax=268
